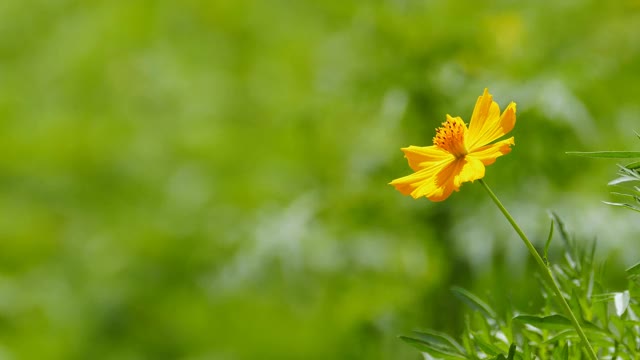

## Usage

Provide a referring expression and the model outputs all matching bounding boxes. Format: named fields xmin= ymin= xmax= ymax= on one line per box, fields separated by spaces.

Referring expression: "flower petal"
xmin=410 ymin=160 xmax=463 ymax=201
xmin=468 ymin=137 xmax=515 ymax=165
xmin=389 ymin=158 xmax=452 ymax=198
xmin=465 ymin=89 xmax=516 ymax=150
xmin=401 ymin=145 xmax=452 ymax=171
xmin=422 ymin=157 xmax=485 ymax=201
xmin=453 ymin=156 xmax=485 ymax=187
xmin=392 ymin=156 xmax=485 ymax=202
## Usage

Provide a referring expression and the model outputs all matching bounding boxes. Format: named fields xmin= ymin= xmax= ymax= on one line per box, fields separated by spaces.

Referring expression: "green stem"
xmin=478 ymin=179 xmax=598 ymax=360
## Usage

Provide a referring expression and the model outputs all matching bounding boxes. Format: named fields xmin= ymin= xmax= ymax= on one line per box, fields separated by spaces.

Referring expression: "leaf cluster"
xmin=401 ymin=215 xmax=640 ymax=359
xmin=606 ymin=161 xmax=640 ymax=213
xmin=567 ymin=133 xmax=640 ymax=213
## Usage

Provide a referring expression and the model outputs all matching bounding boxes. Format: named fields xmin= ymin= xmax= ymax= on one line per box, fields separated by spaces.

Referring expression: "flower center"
xmin=432 ymin=116 xmax=468 ymax=157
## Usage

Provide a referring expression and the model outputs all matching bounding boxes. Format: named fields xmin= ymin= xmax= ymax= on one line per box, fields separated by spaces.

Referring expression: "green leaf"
xmin=622 ymin=319 xmax=640 ymax=327
xmin=451 ymin=286 xmax=497 ymax=319
xmin=544 ymin=217 xmax=554 ymax=265
xmin=550 ymin=212 xmax=571 ymax=248
xmin=624 ymin=161 xmax=640 ymax=170
xmin=542 ymin=327 xmax=612 ymax=346
xmin=543 ymin=329 xmax=577 ymax=344
xmin=398 ymin=336 xmax=468 ymax=359
xmin=615 ymin=165 xmax=640 ymax=182
xmin=462 ymin=315 xmax=476 ymax=357
xmin=626 ymin=262 xmax=640 ymax=277
xmin=506 ymin=343 xmax=516 ymax=360
xmin=522 ymin=341 xmax=530 ymax=360
xmin=513 ymin=314 xmax=573 ymax=331
xmin=550 ymin=212 xmax=579 ymax=271
xmin=610 ymin=192 xmax=640 ymax=203
xmin=603 ymin=201 xmax=640 ymax=213
xmin=474 ymin=336 xmax=503 ymax=356
xmin=559 ymin=343 xmax=569 ymax=360
xmin=569 ymin=289 xmax=585 ymax=322
xmin=412 ymin=330 xmax=466 ymax=355
xmin=566 ymin=151 xmax=640 ymax=159
xmin=591 ymin=282 xmax=609 ymax=329
xmin=582 ymin=319 xmax=611 ymax=336
xmin=609 ymin=176 xmax=640 ymax=186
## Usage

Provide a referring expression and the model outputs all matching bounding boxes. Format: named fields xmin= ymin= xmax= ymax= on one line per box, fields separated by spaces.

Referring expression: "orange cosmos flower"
xmin=390 ymin=88 xmax=516 ymax=201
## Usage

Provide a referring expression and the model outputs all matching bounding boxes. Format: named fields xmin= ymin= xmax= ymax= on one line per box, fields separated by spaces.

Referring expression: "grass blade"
xmin=544 ymin=217 xmax=554 ymax=265
xmin=451 ymin=286 xmax=497 ymax=319
xmin=398 ymin=336 xmax=468 ymax=359
xmin=566 ymin=151 xmax=640 ymax=159
xmin=513 ymin=314 xmax=573 ymax=331
xmin=412 ymin=329 xmax=466 ymax=355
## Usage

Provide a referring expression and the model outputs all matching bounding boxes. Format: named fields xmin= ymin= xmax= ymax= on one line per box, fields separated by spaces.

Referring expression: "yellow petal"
xmin=389 ymin=157 xmax=453 ymax=198
xmin=401 ymin=145 xmax=453 ymax=171
xmin=453 ymin=156 xmax=485 ymax=187
xmin=394 ymin=157 xmax=485 ymax=202
xmin=413 ymin=180 xmax=456 ymax=202
xmin=465 ymin=89 xmax=516 ymax=150
xmin=467 ymin=137 xmax=515 ymax=165
xmin=409 ymin=161 xmax=460 ymax=201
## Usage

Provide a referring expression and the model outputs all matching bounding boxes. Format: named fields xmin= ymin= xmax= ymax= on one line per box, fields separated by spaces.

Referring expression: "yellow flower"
xmin=390 ymin=88 xmax=516 ymax=202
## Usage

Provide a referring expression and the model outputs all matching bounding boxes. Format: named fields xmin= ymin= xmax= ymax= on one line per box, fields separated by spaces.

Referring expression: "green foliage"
xmin=401 ymin=215 xmax=640 ymax=359
xmin=606 ymin=163 xmax=640 ymax=213
xmin=568 ymin=134 xmax=640 ymax=213
xmin=565 ymin=151 xmax=640 ymax=159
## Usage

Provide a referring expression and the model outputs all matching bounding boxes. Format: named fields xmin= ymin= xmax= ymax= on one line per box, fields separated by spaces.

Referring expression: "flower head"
xmin=390 ymin=88 xmax=516 ymax=201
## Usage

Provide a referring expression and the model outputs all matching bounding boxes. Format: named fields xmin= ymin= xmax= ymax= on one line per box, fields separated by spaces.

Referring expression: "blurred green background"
xmin=0 ymin=0 xmax=639 ymax=359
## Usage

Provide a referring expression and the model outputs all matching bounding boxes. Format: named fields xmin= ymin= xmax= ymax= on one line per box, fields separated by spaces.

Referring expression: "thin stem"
xmin=478 ymin=179 xmax=598 ymax=360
